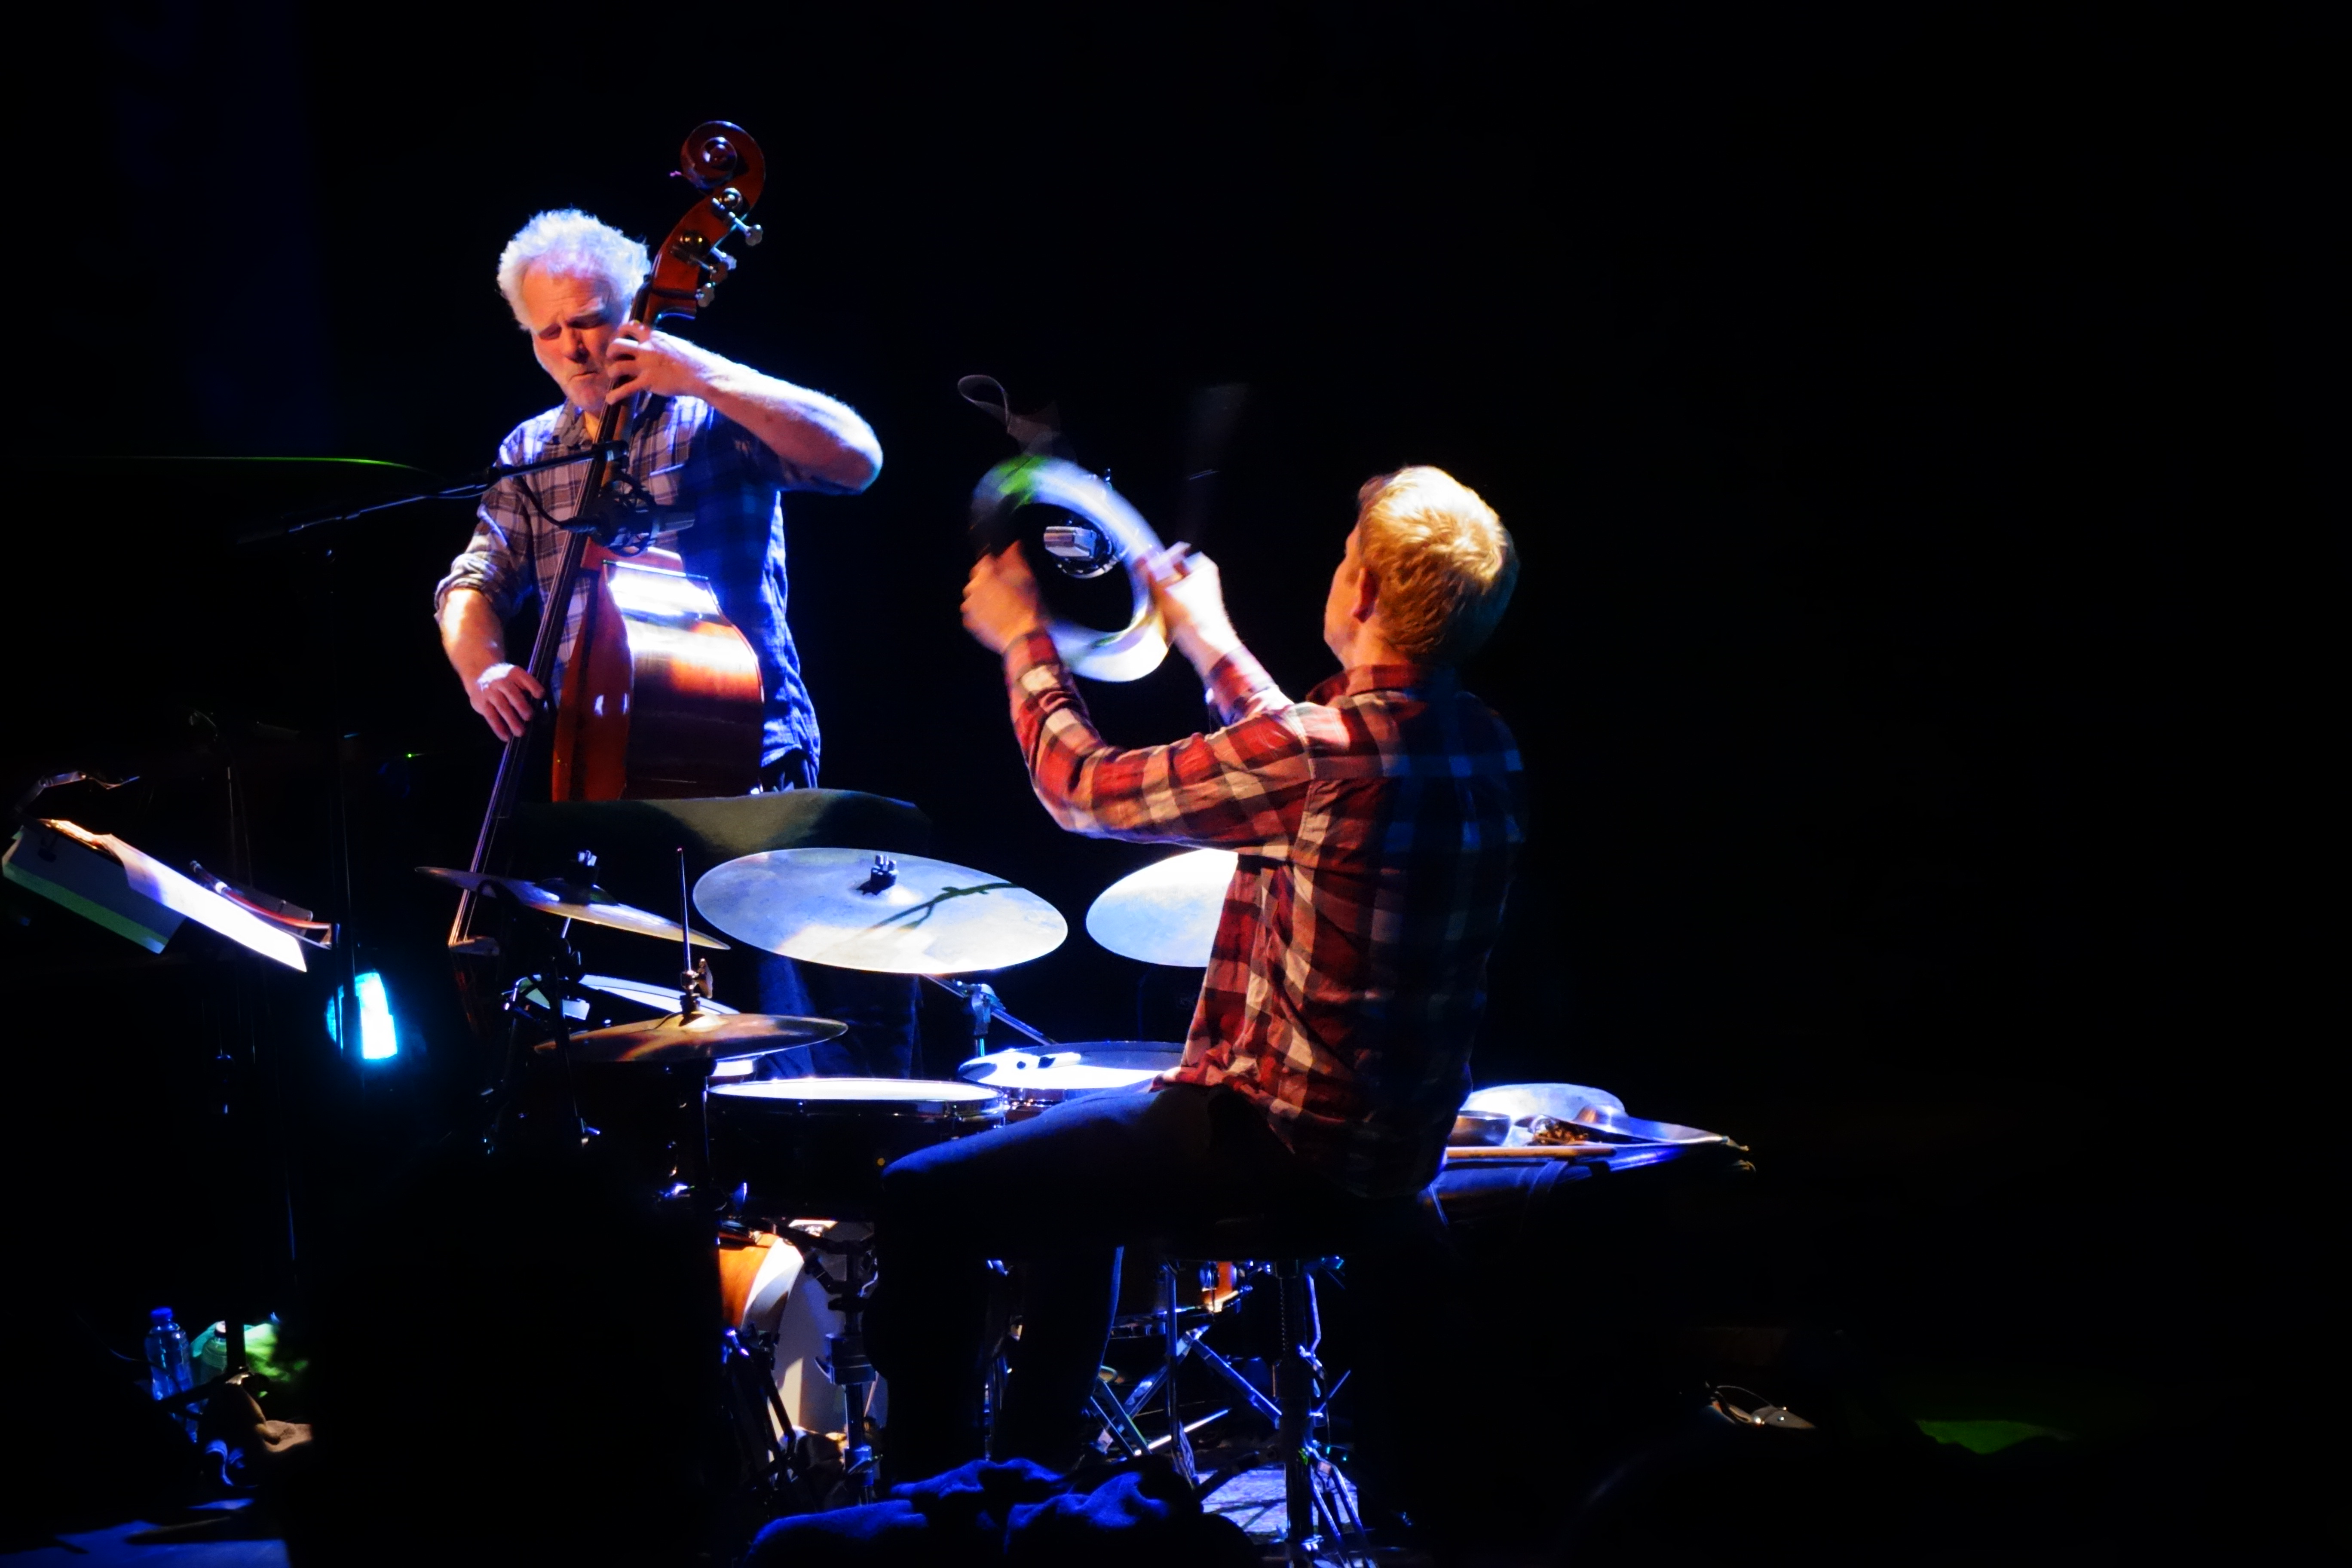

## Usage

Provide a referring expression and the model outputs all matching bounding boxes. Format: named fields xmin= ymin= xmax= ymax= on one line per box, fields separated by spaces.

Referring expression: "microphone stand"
xmin=233 ymin=444 xmax=635 ymax=546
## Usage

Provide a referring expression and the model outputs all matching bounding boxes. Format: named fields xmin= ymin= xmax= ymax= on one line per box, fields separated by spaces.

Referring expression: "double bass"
xmin=448 ymin=123 xmax=771 ymax=952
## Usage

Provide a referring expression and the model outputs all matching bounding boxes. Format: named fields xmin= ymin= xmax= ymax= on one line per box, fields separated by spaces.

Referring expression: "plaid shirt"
xmin=1003 ymin=630 xmax=1527 ymax=1197
xmin=434 ymin=396 xmax=822 ymax=774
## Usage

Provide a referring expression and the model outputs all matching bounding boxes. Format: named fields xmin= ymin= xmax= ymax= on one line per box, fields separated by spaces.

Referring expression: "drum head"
xmin=711 ymin=1077 xmax=1002 ymax=1115
xmin=961 ymin=1057 xmax=1161 ymax=1093
xmin=1039 ymin=1041 xmax=1187 ymax=1073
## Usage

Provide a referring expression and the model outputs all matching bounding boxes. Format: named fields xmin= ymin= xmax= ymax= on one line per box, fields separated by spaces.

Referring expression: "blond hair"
xmin=496 ymin=209 xmax=651 ymax=327
xmin=1355 ymin=466 xmax=1517 ymax=662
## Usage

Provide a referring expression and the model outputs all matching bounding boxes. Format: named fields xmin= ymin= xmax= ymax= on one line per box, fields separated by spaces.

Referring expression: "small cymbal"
xmin=694 ymin=848 xmax=1066 ymax=974
xmin=1083 ymin=848 xmax=1237 ymax=967
xmin=562 ymin=1010 xmax=846 ymax=1065
xmin=418 ymin=867 xmax=730 ymax=949
xmin=579 ymin=973 xmax=739 ymax=1016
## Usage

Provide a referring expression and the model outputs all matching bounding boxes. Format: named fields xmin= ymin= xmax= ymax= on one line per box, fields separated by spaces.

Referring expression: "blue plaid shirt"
xmin=435 ymin=395 xmax=821 ymax=777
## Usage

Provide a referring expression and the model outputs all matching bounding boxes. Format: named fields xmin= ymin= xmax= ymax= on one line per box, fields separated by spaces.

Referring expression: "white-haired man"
xmin=872 ymin=466 xmax=1525 ymax=1484
xmin=435 ymin=210 xmax=906 ymax=1070
xmin=436 ymin=207 xmax=881 ymax=790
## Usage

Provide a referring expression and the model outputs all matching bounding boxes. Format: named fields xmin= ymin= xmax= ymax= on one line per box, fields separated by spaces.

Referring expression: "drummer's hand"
xmin=963 ymin=546 xmax=1047 ymax=655
xmin=1146 ymin=544 xmax=1241 ymax=671
xmin=469 ymin=662 xmax=545 ymax=741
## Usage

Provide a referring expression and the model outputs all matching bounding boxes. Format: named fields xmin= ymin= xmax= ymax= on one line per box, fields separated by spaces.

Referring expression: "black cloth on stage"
xmin=741 ymin=1456 xmax=1255 ymax=1567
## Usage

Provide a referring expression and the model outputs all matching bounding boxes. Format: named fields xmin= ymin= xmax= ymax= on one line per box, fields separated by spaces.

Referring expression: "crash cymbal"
xmin=579 ymin=973 xmax=740 ymax=1016
xmin=418 ymin=867 xmax=731 ymax=949
xmin=693 ymin=848 xmax=1066 ymax=974
xmin=562 ymin=1009 xmax=845 ymax=1065
xmin=1083 ymin=848 xmax=1237 ymax=967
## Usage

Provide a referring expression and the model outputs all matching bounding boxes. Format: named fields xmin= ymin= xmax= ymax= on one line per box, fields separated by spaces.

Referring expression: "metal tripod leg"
xmin=1268 ymin=1262 xmax=1371 ymax=1567
xmin=1171 ymin=1328 xmax=1283 ymax=1426
xmin=1273 ymin=1261 xmax=1316 ymax=1558
xmin=1089 ymin=1374 xmax=1155 ymax=1458
xmin=1163 ymin=1265 xmax=1197 ymax=1483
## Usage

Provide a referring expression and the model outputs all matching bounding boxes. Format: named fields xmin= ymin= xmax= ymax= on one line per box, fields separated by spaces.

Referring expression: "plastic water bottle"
xmin=144 ymin=1307 xmax=195 ymax=1440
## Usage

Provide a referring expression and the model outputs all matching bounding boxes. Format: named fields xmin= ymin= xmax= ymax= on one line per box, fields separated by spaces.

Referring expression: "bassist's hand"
xmin=469 ymin=662 xmax=545 ymax=742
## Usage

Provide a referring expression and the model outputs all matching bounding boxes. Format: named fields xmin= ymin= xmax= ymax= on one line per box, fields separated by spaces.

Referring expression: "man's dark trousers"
xmin=871 ymin=1083 xmax=1418 ymax=1484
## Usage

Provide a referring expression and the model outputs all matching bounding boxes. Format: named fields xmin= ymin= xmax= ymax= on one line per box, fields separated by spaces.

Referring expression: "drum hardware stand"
xmin=674 ymin=847 xmax=714 ymax=1021
xmin=656 ymin=845 xmax=723 ymax=1207
xmin=719 ymin=1321 xmax=810 ymax=1499
xmin=1092 ymin=1265 xmax=1266 ymax=1476
xmin=774 ymin=1226 xmax=884 ymax=1504
xmin=484 ymin=884 xmax=591 ymax=1154
xmin=922 ymin=974 xmax=1058 ymax=1060
xmin=1114 ymin=1268 xmax=1282 ymax=1425
xmin=1159 ymin=1261 xmax=1365 ymax=1567
xmin=1087 ymin=1372 xmax=1159 ymax=1461
xmin=1094 ymin=1273 xmax=1281 ymax=1473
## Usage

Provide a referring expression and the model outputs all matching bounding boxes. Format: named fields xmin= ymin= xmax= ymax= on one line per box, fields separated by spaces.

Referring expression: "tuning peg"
xmin=739 ymin=222 xmax=764 ymax=248
xmin=694 ymin=285 xmax=716 ymax=308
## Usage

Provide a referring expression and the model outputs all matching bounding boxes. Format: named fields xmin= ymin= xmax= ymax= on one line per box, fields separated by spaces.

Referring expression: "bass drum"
xmin=716 ymin=1226 xmax=886 ymax=1439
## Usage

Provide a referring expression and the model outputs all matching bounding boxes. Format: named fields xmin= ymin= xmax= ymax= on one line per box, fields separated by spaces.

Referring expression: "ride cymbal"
xmin=694 ymin=848 xmax=1066 ymax=974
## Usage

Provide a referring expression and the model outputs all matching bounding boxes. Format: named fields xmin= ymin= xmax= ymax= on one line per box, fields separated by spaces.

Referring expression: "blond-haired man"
xmin=868 ymin=466 xmax=1524 ymax=1483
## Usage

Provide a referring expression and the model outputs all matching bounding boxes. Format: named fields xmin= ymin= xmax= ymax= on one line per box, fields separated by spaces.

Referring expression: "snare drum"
xmin=956 ymin=1042 xmax=1180 ymax=1119
xmin=709 ymin=1078 xmax=1004 ymax=1221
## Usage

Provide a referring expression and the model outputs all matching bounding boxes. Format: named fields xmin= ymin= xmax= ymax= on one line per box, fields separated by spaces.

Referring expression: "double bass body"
xmin=551 ymin=545 xmax=763 ymax=801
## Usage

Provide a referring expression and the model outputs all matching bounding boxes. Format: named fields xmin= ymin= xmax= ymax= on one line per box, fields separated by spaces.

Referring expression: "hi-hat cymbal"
xmin=418 ymin=867 xmax=730 ymax=949
xmin=562 ymin=1010 xmax=845 ymax=1065
xmin=694 ymin=848 xmax=1066 ymax=974
xmin=579 ymin=973 xmax=739 ymax=1016
xmin=1084 ymin=848 xmax=1237 ymax=967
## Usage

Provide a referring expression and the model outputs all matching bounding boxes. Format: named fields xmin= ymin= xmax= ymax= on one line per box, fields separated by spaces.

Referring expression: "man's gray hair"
xmin=496 ymin=209 xmax=651 ymax=325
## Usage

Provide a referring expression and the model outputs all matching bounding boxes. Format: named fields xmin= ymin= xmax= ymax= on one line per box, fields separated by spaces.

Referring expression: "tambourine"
xmin=969 ymin=456 xmax=1170 ymax=682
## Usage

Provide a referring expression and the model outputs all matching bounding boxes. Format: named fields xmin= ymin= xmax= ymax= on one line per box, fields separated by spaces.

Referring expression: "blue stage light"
xmin=325 ymin=971 xmax=400 ymax=1061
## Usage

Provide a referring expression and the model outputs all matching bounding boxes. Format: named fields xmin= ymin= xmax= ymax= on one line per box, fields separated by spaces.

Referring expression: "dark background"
xmin=1 ymin=0 xmax=2336 ymax=1549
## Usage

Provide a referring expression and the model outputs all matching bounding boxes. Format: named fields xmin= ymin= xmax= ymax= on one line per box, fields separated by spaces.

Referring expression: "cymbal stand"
xmin=674 ymin=847 xmax=713 ymax=1021
xmin=669 ymin=847 xmax=722 ymax=1211
xmin=485 ymin=897 xmax=589 ymax=1155
xmin=922 ymin=975 xmax=1058 ymax=1061
xmin=775 ymin=1226 xmax=882 ymax=1504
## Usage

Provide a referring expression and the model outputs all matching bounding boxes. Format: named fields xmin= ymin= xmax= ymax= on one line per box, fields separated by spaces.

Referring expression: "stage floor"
xmin=0 ymin=1471 xmax=1382 ymax=1567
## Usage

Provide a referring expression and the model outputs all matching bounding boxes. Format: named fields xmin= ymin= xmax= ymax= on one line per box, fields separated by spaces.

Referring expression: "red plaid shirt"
xmin=1003 ymin=630 xmax=1527 ymax=1197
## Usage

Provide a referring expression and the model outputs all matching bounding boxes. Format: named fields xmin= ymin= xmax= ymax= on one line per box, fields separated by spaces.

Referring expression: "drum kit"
xmin=425 ymin=838 xmax=1738 ymax=1522
xmin=422 ymin=840 xmax=1228 ymax=1502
